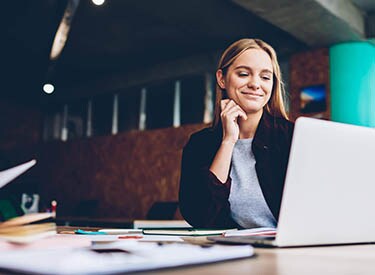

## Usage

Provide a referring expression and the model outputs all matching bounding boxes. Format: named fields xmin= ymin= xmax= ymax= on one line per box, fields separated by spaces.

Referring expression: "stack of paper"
xmin=0 ymin=212 xmax=56 ymax=243
xmin=143 ymin=228 xmax=237 ymax=236
xmin=133 ymin=219 xmax=192 ymax=229
xmin=0 ymin=241 xmax=254 ymax=274
xmin=223 ymin=227 xmax=277 ymax=237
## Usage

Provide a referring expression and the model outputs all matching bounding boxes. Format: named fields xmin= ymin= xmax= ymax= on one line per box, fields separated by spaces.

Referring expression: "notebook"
xmin=209 ymin=117 xmax=375 ymax=247
xmin=0 ymin=212 xmax=56 ymax=244
xmin=142 ymin=228 xmax=235 ymax=236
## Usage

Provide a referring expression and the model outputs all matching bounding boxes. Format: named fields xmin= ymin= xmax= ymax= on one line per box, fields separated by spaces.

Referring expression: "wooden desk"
xmin=55 ymin=228 xmax=375 ymax=274
xmin=147 ymin=244 xmax=375 ymax=275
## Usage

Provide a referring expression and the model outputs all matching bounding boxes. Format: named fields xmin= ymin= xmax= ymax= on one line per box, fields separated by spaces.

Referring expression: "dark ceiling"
xmin=2 ymin=0 xmax=307 ymax=108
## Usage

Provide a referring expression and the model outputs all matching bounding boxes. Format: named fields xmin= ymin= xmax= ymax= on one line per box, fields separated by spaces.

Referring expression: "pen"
xmin=118 ymin=235 xmax=143 ymax=239
xmin=75 ymin=229 xmax=107 ymax=235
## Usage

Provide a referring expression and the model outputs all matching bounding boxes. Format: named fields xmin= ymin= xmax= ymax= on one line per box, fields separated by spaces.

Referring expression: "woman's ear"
xmin=216 ymin=69 xmax=226 ymax=89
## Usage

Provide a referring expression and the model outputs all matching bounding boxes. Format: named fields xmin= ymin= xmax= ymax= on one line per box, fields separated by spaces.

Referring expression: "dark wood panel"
xmin=33 ymin=124 xmax=206 ymax=219
xmin=0 ymin=100 xmax=42 ymax=153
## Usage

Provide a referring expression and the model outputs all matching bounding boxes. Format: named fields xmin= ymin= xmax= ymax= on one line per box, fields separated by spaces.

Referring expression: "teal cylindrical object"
xmin=329 ymin=41 xmax=375 ymax=127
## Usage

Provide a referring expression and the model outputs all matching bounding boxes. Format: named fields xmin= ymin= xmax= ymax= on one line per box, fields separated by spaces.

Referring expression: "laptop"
xmin=209 ymin=117 xmax=375 ymax=247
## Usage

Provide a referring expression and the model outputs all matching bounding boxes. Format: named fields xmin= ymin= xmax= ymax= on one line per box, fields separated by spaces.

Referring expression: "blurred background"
xmin=1 ymin=0 xmax=374 ymax=225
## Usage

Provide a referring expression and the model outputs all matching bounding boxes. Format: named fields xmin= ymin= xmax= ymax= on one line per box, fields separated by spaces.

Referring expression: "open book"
xmin=0 ymin=212 xmax=56 ymax=243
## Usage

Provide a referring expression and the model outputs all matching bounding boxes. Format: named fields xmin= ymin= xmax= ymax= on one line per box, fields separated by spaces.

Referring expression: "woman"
xmin=179 ymin=38 xmax=294 ymax=229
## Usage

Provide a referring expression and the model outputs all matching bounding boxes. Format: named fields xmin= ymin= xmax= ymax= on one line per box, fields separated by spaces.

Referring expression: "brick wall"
xmin=289 ymin=48 xmax=330 ymax=121
xmin=0 ymin=100 xmax=42 ymax=153
xmin=30 ymin=124 xmax=206 ymax=219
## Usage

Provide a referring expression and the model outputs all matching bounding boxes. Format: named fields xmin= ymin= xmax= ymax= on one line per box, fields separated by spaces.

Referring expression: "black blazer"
xmin=179 ymin=111 xmax=294 ymax=228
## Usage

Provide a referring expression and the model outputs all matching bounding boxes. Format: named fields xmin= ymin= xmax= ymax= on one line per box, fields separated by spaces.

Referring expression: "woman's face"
xmin=217 ymin=48 xmax=274 ymax=115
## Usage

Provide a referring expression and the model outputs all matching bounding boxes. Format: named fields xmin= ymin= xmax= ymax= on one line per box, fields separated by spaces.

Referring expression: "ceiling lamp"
xmin=43 ymin=83 xmax=55 ymax=94
xmin=92 ymin=0 xmax=105 ymax=6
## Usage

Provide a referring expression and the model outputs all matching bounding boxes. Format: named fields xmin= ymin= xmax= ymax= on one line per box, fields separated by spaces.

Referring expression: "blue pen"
xmin=74 ymin=229 xmax=107 ymax=235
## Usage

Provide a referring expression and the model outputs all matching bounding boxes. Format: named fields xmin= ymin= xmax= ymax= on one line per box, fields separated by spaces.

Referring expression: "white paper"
xmin=82 ymin=234 xmax=184 ymax=243
xmin=0 ymin=231 xmax=57 ymax=244
xmin=0 ymin=241 xmax=253 ymax=274
xmin=224 ymin=227 xmax=277 ymax=237
xmin=98 ymin=228 xmax=143 ymax=235
xmin=133 ymin=220 xmax=192 ymax=229
xmin=0 ymin=159 xmax=36 ymax=188
xmin=139 ymin=234 xmax=184 ymax=242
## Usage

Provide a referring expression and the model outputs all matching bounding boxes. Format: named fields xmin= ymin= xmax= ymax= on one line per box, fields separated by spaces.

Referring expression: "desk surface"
xmin=146 ymin=244 xmax=375 ymax=275
xmin=54 ymin=227 xmax=375 ymax=275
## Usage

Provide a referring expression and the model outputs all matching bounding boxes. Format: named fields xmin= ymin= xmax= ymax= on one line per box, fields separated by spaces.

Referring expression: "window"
xmin=118 ymin=88 xmax=141 ymax=132
xmin=67 ymin=99 xmax=87 ymax=139
xmin=43 ymin=104 xmax=63 ymax=141
xmin=181 ymin=75 xmax=206 ymax=125
xmin=92 ymin=94 xmax=113 ymax=136
xmin=146 ymin=81 xmax=174 ymax=129
xmin=42 ymin=73 xmax=213 ymax=141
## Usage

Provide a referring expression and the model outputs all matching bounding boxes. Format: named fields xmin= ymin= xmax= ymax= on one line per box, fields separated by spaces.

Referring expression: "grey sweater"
xmin=229 ymin=138 xmax=277 ymax=229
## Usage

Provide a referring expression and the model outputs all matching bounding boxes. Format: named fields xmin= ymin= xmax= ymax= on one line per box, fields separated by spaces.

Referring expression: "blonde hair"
xmin=213 ymin=38 xmax=288 ymax=127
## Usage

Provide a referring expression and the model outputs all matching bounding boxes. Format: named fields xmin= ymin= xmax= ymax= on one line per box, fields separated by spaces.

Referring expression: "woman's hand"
xmin=220 ymin=99 xmax=248 ymax=144
xmin=209 ymin=99 xmax=248 ymax=183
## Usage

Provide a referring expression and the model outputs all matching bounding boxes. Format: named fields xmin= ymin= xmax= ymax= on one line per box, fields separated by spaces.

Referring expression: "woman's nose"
xmin=248 ymin=77 xmax=260 ymax=90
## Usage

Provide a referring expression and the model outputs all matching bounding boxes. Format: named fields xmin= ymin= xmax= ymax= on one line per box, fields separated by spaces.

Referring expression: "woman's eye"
xmin=238 ymin=72 xmax=248 ymax=77
xmin=261 ymin=75 xmax=271 ymax=80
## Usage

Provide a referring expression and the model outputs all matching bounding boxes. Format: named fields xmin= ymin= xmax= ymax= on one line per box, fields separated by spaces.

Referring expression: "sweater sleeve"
xmin=178 ymin=133 xmax=239 ymax=228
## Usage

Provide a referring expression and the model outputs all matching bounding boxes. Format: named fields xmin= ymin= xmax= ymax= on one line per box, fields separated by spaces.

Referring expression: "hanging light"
xmin=92 ymin=0 xmax=105 ymax=6
xmin=50 ymin=0 xmax=80 ymax=60
xmin=43 ymin=83 xmax=55 ymax=94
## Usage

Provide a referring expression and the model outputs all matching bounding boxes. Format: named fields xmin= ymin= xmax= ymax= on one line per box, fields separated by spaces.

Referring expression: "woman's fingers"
xmin=220 ymin=99 xmax=230 ymax=112
xmin=221 ymin=99 xmax=235 ymax=111
xmin=224 ymin=108 xmax=247 ymax=123
xmin=221 ymin=100 xmax=247 ymax=121
xmin=220 ymin=99 xmax=248 ymax=143
xmin=220 ymin=100 xmax=237 ymax=119
xmin=237 ymin=108 xmax=248 ymax=121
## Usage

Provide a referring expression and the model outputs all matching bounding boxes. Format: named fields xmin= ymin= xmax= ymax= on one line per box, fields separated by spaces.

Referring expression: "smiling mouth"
xmin=241 ymin=92 xmax=264 ymax=97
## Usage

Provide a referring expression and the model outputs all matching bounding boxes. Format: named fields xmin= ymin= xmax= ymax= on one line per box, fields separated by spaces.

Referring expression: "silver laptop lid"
xmin=276 ymin=117 xmax=375 ymax=247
